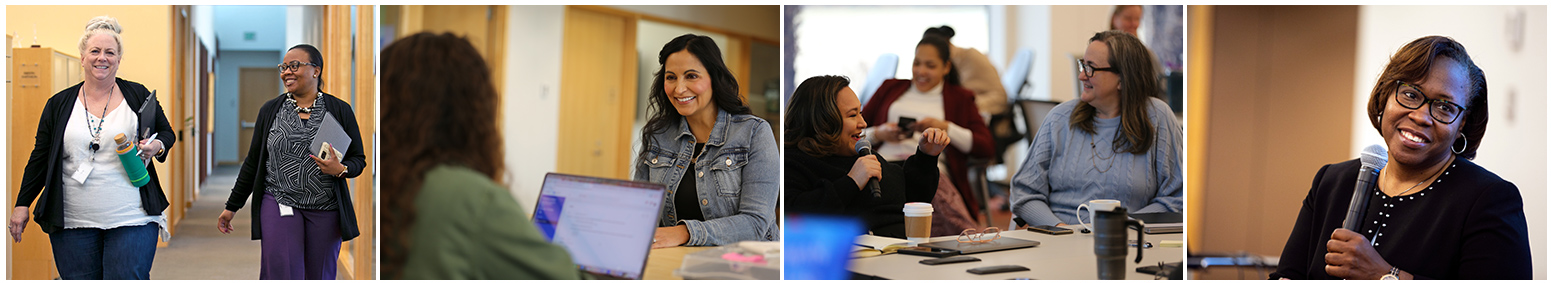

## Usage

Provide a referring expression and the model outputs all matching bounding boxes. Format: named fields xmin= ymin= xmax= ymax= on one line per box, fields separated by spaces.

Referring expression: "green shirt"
xmin=401 ymin=165 xmax=585 ymax=279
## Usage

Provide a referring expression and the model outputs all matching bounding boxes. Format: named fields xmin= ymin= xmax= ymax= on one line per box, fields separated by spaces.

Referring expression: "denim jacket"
xmin=634 ymin=109 xmax=780 ymax=246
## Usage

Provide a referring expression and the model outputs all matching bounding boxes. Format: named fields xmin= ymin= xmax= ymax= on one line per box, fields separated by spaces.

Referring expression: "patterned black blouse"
xmin=262 ymin=96 xmax=337 ymax=210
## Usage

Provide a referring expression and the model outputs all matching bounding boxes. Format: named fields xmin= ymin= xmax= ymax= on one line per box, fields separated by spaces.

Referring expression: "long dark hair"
xmin=1365 ymin=35 xmax=1488 ymax=160
xmin=380 ymin=32 xmax=504 ymax=279
xmin=1071 ymin=30 xmax=1162 ymax=154
xmin=916 ymin=34 xmax=962 ymax=87
xmin=289 ymin=44 xmax=325 ymax=91
xmin=638 ymin=34 xmax=750 ymax=162
xmin=785 ymin=75 xmax=853 ymax=156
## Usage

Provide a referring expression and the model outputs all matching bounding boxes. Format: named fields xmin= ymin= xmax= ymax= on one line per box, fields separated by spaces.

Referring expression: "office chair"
xmin=859 ymin=53 xmax=898 ymax=105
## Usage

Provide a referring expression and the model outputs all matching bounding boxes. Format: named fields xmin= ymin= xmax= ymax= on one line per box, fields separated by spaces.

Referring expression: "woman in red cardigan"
xmin=861 ymin=34 xmax=995 ymax=219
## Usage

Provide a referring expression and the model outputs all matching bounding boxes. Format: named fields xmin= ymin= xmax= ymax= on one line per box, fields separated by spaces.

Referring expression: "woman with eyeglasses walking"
xmin=9 ymin=15 xmax=176 ymax=280
xmin=217 ymin=43 xmax=367 ymax=280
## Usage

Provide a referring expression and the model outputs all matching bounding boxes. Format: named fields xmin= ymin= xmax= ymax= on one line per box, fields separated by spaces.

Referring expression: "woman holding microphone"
xmin=1270 ymin=36 xmax=1529 ymax=280
xmin=9 ymin=16 xmax=176 ymax=280
xmin=784 ymin=75 xmax=950 ymax=238
xmin=217 ymin=44 xmax=367 ymax=280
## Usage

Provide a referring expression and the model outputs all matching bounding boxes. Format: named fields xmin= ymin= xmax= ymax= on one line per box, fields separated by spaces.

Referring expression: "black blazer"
xmin=15 ymin=78 xmax=176 ymax=234
xmin=224 ymin=92 xmax=366 ymax=241
xmin=1270 ymin=157 xmax=1531 ymax=280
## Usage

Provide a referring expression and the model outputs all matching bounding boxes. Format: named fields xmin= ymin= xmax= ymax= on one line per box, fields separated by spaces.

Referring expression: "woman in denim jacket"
xmin=635 ymin=34 xmax=779 ymax=248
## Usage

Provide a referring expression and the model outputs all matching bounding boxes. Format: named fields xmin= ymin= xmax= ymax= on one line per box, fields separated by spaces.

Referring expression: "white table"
xmin=849 ymin=225 xmax=1184 ymax=280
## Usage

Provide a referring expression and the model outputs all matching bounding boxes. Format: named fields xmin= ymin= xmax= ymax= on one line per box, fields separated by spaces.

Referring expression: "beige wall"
xmin=1046 ymin=5 xmax=1114 ymax=102
xmin=1191 ymin=6 xmax=1359 ymax=279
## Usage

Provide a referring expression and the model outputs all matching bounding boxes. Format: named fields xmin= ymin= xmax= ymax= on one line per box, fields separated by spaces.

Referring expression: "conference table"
xmin=643 ymin=246 xmax=711 ymax=280
xmin=849 ymin=225 xmax=1184 ymax=280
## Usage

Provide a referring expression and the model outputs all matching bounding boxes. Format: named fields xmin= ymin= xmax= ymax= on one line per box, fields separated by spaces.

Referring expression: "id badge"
xmin=71 ymin=165 xmax=94 ymax=184
xmin=279 ymin=204 xmax=295 ymax=217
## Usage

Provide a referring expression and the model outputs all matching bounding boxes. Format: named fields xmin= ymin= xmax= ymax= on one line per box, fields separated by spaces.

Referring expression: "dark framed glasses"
xmin=1078 ymin=61 xmax=1119 ymax=78
xmin=278 ymin=60 xmax=319 ymax=73
xmin=1394 ymin=81 xmax=1467 ymax=124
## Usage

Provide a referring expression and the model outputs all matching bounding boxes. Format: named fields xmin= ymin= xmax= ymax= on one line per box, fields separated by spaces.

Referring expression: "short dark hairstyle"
xmin=1365 ymin=35 xmax=1488 ymax=160
xmin=785 ymin=75 xmax=853 ymax=157
xmin=289 ymin=44 xmax=325 ymax=91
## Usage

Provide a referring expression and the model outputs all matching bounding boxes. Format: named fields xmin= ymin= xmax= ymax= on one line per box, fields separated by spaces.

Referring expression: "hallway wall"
xmin=212 ymin=50 xmax=281 ymax=164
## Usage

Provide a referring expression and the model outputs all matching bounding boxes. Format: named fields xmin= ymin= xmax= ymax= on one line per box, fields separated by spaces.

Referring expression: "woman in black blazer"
xmin=216 ymin=44 xmax=366 ymax=280
xmin=1271 ymin=36 xmax=1530 ymax=280
xmin=8 ymin=16 xmax=175 ymax=280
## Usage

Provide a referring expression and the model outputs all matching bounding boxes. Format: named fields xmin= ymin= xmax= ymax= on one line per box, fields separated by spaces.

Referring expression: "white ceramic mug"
xmin=1076 ymin=199 xmax=1122 ymax=233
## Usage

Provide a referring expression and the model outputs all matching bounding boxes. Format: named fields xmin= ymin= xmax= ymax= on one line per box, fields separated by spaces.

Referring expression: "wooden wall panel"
xmin=558 ymin=7 xmax=636 ymax=179
xmin=7 ymin=48 xmax=72 ymax=280
xmin=1194 ymin=6 xmax=1359 ymax=279
xmin=321 ymin=5 xmax=376 ymax=280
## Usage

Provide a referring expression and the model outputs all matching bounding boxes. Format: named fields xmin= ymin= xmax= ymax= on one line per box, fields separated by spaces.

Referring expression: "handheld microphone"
xmin=855 ymin=140 xmax=882 ymax=198
xmin=1343 ymin=144 xmax=1388 ymax=231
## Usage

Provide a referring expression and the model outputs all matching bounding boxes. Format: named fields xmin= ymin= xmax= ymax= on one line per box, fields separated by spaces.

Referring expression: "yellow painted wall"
xmin=7 ymin=5 xmax=175 ymax=201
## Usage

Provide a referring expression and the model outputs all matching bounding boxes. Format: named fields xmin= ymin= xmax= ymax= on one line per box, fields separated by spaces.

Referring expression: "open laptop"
xmin=531 ymin=173 xmax=666 ymax=280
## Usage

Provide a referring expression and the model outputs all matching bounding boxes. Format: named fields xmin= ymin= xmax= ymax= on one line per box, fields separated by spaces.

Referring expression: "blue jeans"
xmin=49 ymin=223 xmax=159 ymax=280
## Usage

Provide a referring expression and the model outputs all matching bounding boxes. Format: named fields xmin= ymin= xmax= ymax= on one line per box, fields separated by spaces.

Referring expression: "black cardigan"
xmin=1270 ymin=157 xmax=1531 ymax=280
xmin=784 ymin=147 xmax=938 ymax=238
xmin=15 ymin=78 xmax=176 ymax=234
xmin=224 ymin=93 xmax=366 ymax=241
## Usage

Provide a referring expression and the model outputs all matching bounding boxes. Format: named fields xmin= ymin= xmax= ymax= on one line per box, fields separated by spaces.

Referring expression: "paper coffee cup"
xmin=903 ymin=203 xmax=934 ymax=246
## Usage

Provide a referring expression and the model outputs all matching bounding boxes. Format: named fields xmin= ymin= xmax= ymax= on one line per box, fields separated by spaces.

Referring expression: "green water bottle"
xmin=114 ymin=134 xmax=150 ymax=187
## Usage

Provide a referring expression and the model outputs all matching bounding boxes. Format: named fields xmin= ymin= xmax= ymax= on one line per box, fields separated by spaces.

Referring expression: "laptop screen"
xmin=532 ymin=173 xmax=665 ymax=280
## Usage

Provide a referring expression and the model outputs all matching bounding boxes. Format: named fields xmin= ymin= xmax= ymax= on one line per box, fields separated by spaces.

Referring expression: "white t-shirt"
xmin=61 ymin=95 xmax=167 ymax=236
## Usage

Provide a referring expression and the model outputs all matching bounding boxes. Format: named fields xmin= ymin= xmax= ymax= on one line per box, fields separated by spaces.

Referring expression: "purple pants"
xmin=259 ymin=193 xmax=341 ymax=280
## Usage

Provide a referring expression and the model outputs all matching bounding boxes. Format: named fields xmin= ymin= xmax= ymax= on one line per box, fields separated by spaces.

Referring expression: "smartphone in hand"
xmin=898 ymin=117 xmax=918 ymax=138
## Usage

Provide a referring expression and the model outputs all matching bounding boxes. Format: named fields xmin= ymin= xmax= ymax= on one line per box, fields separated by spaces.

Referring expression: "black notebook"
xmin=137 ymin=90 xmax=158 ymax=140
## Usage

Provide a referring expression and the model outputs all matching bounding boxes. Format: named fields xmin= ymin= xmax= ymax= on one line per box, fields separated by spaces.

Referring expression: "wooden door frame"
xmin=321 ymin=5 xmax=376 ymax=279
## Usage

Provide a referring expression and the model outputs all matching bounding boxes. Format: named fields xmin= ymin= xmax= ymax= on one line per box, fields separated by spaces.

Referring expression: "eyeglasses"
xmin=957 ymin=227 xmax=1002 ymax=244
xmin=278 ymin=60 xmax=318 ymax=73
xmin=1394 ymin=81 xmax=1467 ymax=124
xmin=1078 ymin=61 xmax=1119 ymax=78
